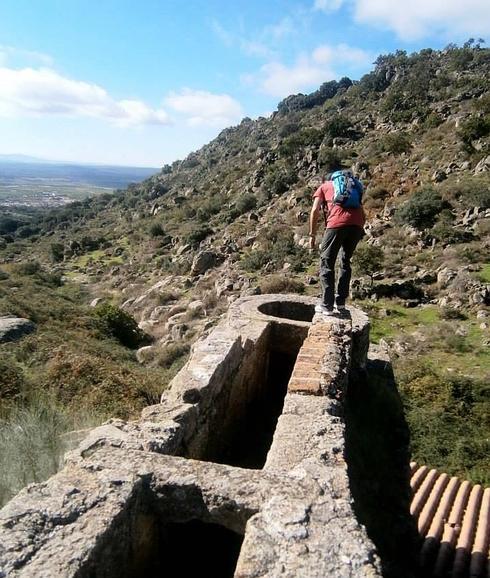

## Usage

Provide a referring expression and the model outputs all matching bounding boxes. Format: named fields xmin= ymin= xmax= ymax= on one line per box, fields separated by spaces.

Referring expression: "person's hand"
xmin=309 ymin=235 xmax=316 ymax=252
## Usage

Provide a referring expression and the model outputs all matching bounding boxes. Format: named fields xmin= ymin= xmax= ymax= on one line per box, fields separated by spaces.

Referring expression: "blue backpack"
xmin=331 ymin=170 xmax=363 ymax=208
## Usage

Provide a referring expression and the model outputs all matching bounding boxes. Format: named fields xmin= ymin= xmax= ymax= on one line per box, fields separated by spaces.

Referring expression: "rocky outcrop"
xmin=191 ymin=250 xmax=219 ymax=275
xmin=0 ymin=316 xmax=35 ymax=343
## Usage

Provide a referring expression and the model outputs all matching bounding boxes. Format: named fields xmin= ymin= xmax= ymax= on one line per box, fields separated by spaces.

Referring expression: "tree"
xmin=352 ymin=244 xmax=384 ymax=285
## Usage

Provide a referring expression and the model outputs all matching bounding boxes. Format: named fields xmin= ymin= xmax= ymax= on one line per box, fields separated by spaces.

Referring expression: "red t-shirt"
xmin=313 ymin=181 xmax=365 ymax=229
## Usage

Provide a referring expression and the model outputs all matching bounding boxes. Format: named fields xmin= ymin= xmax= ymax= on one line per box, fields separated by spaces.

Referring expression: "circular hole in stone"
xmin=257 ymin=301 xmax=314 ymax=322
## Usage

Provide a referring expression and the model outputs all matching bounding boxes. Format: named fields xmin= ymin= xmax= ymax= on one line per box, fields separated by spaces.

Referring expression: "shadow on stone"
xmin=258 ymin=300 xmax=314 ymax=322
xmin=216 ymin=347 xmax=298 ymax=469
xmin=77 ymin=478 xmax=246 ymax=578
xmin=345 ymin=354 xmax=421 ymax=578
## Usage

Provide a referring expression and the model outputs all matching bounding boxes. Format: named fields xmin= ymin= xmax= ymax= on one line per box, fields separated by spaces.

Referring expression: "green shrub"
xmin=458 ymin=115 xmax=490 ymax=152
xmin=278 ymin=122 xmax=300 ymax=137
xmin=240 ymin=249 xmax=269 ymax=272
xmin=317 ymin=148 xmax=342 ymax=172
xmin=0 ymin=357 xmax=25 ymax=406
xmin=431 ymin=221 xmax=472 ymax=244
xmin=262 ymin=169 xmax=296 ymax=197
xmin=439 ymin=307 xmax=467 ymax=320
xmin=241 ymin=225 xmax=310 ymax=273
xmin=50 ymin=242 xmax=65 ymax=263
xmin=440 ymin=175 xmax=490 ymax=209
xmin=185 ymin=225 xmax=212 ymax=246
xmin=259 ymin=275 xmax=305 ymax=294
xmin=352 ymin=243 xmax=384 ymax=284
xmin=149 ymin=222 xmax=165 ymax=237
xmin=396 ymin=189 xmax=449 ymax=229
xmin=15 ymin=261 xmax=42 ymax=276
xmin=95 ymin=304 xmax=149 ymax=349
xmin=235 ymin=193 xmax=257 ymax=214
xmin=326 ymin=115 xmax=352 ymax=138
xmin=379 ymin=132 xmax=412 ymax=155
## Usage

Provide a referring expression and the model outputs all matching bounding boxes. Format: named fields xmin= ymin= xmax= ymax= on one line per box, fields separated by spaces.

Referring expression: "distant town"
xmin=0 ymin=156 xmax=158 ymax=208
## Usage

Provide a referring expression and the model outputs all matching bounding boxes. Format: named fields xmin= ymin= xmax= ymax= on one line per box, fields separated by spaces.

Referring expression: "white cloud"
xmin=165 ymin=88 xmax=244 ymax=126
xmin=211 ymin=20 xmax=234 ymax=46
xmin=240 ymin=40 xmax=274 ymax=59
xmin=256 ymin=58 xmax=335 ymax=98
xmin=354 ymin=0 xmax=490 ymax=39
xmin=248 ymin=44 xmax=371 ymax=98
xmin=265 ymin=17 xmax=296 ymax=41
xmin=0 ymin=45 xmax=54 ymax=67
xmin=313 ymin=43 xmax=372 ymax=67
xmin=0 ymin=66 xmax=169 ymax=126
xmin=314 ymin=0 xmax=490 ymax=39
xmin=313 ymin=0 xmax=346 ymax=11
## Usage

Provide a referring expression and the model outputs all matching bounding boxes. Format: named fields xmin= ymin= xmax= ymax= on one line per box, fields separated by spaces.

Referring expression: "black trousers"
xmin=319 ymin=226 xmax=364 ymax=308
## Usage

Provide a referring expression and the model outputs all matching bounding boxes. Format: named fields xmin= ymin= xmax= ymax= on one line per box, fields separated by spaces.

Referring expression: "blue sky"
xmin=0 ymin=0 xmax=488 ymax=167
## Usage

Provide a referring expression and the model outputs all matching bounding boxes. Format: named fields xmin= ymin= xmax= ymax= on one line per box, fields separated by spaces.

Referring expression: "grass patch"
xmin=360 ymin=301 xmax=439 ymax=343
xmin=477 ymin=263 xmax=490 ymax=283
xmin=0 ymin=392 xmax=106 ymax=506
xmin=355 ymin=299 xmax=489 ymax=484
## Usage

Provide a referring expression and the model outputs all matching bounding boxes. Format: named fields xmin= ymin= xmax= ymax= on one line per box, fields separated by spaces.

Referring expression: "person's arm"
xmin=309 ymin=196 xmax=322 ymax=250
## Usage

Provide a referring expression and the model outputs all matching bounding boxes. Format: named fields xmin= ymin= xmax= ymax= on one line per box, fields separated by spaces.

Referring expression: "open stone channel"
xmin=0 ymin=294 xmax=418 ymax=578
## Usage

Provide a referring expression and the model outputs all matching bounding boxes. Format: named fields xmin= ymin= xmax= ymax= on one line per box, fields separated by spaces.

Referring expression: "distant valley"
xmin=0 ymin=156 xmax=159 ymax=208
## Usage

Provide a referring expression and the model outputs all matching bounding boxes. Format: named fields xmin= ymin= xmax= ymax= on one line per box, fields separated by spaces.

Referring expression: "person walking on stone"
xmin=309 ymin=169 xmax=365 ymax=316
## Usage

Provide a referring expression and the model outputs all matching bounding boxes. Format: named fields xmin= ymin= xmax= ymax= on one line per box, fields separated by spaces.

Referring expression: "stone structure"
xmin=0 ymin=295 xmax=415 ymax=578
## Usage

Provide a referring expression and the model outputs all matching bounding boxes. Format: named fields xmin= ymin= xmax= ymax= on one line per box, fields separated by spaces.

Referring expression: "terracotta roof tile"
xmin=411 ymin=462 xmax=489 ymax=578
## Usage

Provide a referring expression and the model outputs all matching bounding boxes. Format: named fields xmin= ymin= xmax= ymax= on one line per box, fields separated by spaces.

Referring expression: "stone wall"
xmin=0 ymin=295 xmax=415 ymax=578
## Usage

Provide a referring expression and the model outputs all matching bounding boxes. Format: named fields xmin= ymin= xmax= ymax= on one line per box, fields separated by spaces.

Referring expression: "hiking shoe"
xmin=315 ymin=304 xmax=335 ymax=316
xmin=335 ymin=304 xmax=347 ymax=312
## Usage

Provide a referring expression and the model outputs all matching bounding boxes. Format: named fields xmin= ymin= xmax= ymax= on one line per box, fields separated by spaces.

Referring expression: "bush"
xmin=396 ymin=189 xmax=449 ymax=230
xmin=240 ymin=225 xmax=311 ymax=273
xmin=458 ymin=115 xmax=490 ymax=152
xmin=279 ymin=127 xmax=324 ymax=157
xmin=278 ymin=122 xmax=300 ymax=137
xmin=95 ymin=304 xmax=149 ymax=349
xmin=185 ymin=225 xmax=212 ymax=246
xmin=352 ymin=243 xmax=384 ymax=284
xmin=259 ymin=276 xmax=305 ymax=294
xmin=379 ymin=132 xmax=412 ymax=155
xmin=326 ymin=115 xmax=352 ymax=138
xmin=317 ymin=148 xmax=342 ymax=172
xmin=15 ymin=261 xmax=42 ymax=276
xmin=235 ymin=193 xmax=257 ymax=214
xmin=431 ymin=221 xmax=472 ymax=244
xmin=440 ymin=175 xmax=490 ymax=209
xmin=439 ymin=307 xmax=467 ymax=320
xmin=0 ymin=357 xmax=25 ymax=405
xmin=149 ymin=222 xmax=165 ymax=237
xmin=50 ymin=242 xmax=65 ymax=263
xmin=262 ymin=169 xmax=296 ymax=197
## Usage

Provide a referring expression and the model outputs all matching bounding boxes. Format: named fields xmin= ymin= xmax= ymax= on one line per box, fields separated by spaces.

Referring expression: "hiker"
xmin=309 ymin=169 xmax=365 ymax=316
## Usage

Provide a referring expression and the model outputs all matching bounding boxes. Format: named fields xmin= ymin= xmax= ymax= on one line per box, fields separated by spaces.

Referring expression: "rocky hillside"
xmin=0 ymin=43 xmax=489 ymax=498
